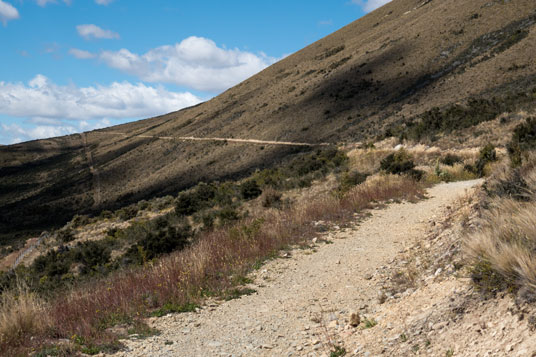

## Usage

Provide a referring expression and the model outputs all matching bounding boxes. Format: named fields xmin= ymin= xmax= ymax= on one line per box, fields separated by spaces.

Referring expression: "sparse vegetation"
xmin=361 ymin=317 xmax=377 ymax=329
xmin=0 ymin=158 xmax=424 ymax=354
xmin=383 ymin=90 xmax=536 ymax=143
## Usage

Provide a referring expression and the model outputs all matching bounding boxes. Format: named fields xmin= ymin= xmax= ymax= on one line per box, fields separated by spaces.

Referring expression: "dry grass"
xmin=423 ymin=163 xmax=478 ymax=185
xmin=464 ymin=199 xmax=536 ymax=293
xmin=347 ymin=148 xmax=392 ymax=173
xmin=0 ymin=174 xmax=424 ymax=354
xmin=0 ymin=283 xmax=50 ymax=348
xmin=465 ymin=154 xmax=536 ymax=295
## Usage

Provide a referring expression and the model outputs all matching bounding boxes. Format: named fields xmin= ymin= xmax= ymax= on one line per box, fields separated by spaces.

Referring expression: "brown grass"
xmin=0 ymin=283 xmax=50 ymax=348
xmin=464 ymin=199 xmax=536 ymax=293
xmin=0 ymin=174 xmax=424 ymax=354
xmin=464 ymin=154 xmax=536 ymax=295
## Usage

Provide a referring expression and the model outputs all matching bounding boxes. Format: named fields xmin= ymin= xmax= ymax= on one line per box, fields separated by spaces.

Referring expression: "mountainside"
xmin=2 ymin=0 xmax=536 ymax=243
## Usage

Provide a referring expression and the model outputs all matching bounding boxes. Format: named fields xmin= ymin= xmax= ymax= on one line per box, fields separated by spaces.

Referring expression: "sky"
xmin=0 ymin=0 xmax=391 ymax=145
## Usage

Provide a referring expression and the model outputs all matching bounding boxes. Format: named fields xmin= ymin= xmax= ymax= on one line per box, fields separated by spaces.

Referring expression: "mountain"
xmin=1 ymin=0 xmax=535 ymax=244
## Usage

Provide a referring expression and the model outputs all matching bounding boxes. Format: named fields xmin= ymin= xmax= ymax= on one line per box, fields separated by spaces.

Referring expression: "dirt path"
xmin=94 ymin=131 xmax=330 ymax=147
xmin=112 ymin=180 xmax=481 ymax=357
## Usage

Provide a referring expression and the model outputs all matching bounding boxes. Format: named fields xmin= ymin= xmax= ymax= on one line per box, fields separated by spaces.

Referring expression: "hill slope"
xmin=1 ymin=0 xmax=536 ymax=243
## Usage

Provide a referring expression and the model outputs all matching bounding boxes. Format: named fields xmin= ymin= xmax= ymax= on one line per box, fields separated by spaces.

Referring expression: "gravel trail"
xmin=112 ymin=180 xmax=481 ymax=357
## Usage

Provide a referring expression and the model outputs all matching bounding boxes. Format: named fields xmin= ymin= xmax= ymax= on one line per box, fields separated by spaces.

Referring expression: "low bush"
xmin=380 ymin=150 xmax=416 ymax=175
xmin=440 ymin=153 xmax=463 ymax=166
xmin=474 ymin=144 xmax=497 ymax=177
xmin=117 ymin=205 xmax=139 ymax=221
xmin=261 ymin=188 xmax=283 ymax=208
xmin=57 ymin=228 xmax=75 ymax=243
xmin=240 ymin=180 xmax=262 ymax=200
xmin=123 ymin=216 xmax=192 ymax=265
xmin=508 ymin=117 xmax=536 ymax=167
xmin=338 ymin=170 xmax=369 ymax=193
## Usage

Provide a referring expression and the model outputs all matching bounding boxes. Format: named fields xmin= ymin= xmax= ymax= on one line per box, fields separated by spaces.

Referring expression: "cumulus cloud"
xmin=94 ymin=36 xmax=277 ymax=92
xmin=0 ymin=74 xmax=203 ymax=143
xmin=76 ymin=24 xmax=120 ymax=40
xmin=0 ymin=0 xmax=19 ymax=26
xmin=352 ymin=0 xmax=392 ymax=13
xmin=95 ymin=0 xmax=114 ymax=5
xmin=69 ymin=48 xmax=96 ymax=59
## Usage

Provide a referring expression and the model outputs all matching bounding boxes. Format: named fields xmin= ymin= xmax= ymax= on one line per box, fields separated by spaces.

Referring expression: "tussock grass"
xmin=0 ymin=283 xmax=49 ymax=348
xmin=465 ymin=154 xmax=536 ymax=295
xmin=0 ymin=174 xmax=424 ymax=354
xmin=465 ymin=199 xmax=536 ymax=293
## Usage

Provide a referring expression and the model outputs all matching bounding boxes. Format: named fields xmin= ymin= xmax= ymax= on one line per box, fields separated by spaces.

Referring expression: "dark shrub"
xmin=380 ymin=150 xmax=416 ymax=175
xmin=117 ymin=205 xmax=139 ymax=221
xmin=216 ymin=207 xmax=241 ymax=226
xmin=175 ymin=182 xmax=219 ymax=216
xmin=508 ymin=117 xmax=536 ymax=167
xmin=175 ymin=192 xmax=199 ymax=216
xmin=57 ymin=228 xmax=75 ymax=243
xmin=475 ymin=144 xmax=497 ymax=177
xmin=70 ymin=214 xmax=92 ymax=228
xmin=126 ymin=223 xmax=191 ymax=264
xmin=73 ymin=241 xmax=111 ymax=275
xmin=99 ymin=210 xmax=113 ymax=219
xmin=240 ymin=180 xmax=262 ymax=200
xmin=261 ymin=189 xmax=283 ymax=208
xmin=440 ymin=153 xmax=463 ymax=166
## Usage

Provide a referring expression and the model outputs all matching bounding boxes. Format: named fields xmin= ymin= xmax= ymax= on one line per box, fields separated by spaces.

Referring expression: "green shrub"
xmin=508 ymin=117 xmax=536 ymax=167
xmin=57 ymin=228 xmax=75 ymax=243
xmin=240 ymin=180 xmax=262 ymax=200
xmin=70 ymin=214 xmax=93 ymax=228
xmin=175 ymin=182 xmax=219 ymax=216
xmin=117 ymin=205 xmax=139 ymax=221
xmin=216 ymin=206 xmax=241 ymax=226
xmin=380 ymin=150 xmax=416 ymax=175
xmin=440 ymin=153 xmax=463 ymax=166
xmin=475 ymin=144 xmax=497 ymax=177
xmin=73 ymin=241 xmax=111 ymax=272
xmin=125 ymin=223 xmax=191 ymax=265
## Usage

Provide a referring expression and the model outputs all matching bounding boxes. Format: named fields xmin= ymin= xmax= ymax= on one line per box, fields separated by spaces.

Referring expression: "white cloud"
xmin=94 ymin=36 xmax=277 ymax=92
xmin=352 ymin=0 xmax=392 ymax=13
xmin=36 ymin=0 xmax=71 ymax=7
xmin=76 ymin=24 xmax=120 ymax=40
xmin=69 ymin=48 xmax=96 ymax=59
xmin=0 ymin=74 xmax=203 ymax=143
xmin=95 ymin=0 xmax=114 ymax=5
xmin=1 ymin=123 xmax=77 ymax=143
xmin=0 ymin=0 xmax=19 ymax=26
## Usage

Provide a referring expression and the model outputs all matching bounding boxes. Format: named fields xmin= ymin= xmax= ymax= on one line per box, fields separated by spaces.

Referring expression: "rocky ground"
xmin=103 ymin=179 xmax=536 ymax=357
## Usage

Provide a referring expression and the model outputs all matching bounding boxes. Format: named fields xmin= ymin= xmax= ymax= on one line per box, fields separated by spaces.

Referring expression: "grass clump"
xmin=0 ymin=284 xmax=50 ymax=349
xmin=361 ymin=317 xmax=377 ymax=329
xmin=440 ymin=153 xmax=463 ymax=166
xmin=465 ymin=154 xmax=536 ymax=297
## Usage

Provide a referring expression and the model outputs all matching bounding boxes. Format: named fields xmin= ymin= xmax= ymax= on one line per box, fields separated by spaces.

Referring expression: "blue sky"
xmin=0 ymin=0 xmax=390 ymax=144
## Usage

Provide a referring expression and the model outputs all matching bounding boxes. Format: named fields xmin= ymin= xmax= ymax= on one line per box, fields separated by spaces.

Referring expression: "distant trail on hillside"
xmin=94 ymin=131 xmax=331 ymax=147
xmin=81 ymin=133 xmax=102 ymax=207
